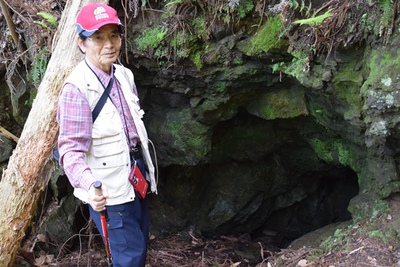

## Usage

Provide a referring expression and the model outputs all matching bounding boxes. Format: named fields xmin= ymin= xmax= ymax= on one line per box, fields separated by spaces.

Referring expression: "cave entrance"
xmin=260 ymin=166 xmax=359 ymax=247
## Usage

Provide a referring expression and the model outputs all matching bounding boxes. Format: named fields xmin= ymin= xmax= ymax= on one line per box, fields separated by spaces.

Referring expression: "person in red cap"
xmin=56 ymin=3 xmax=157 ymax=267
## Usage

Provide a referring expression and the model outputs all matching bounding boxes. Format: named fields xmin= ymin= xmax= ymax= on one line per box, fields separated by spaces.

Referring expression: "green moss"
xmin=238 ymin=15 xmax=284 ymax=56
xmin=308 ymin=138 xmax=333 ymax=163
xmin=192 ymin=16 xmax=209 ymax=41
xmin=190 ymin=51 xmax=203 ymax=70
xmin=237 ymin=0 xmax=254 ymax=19
xmin=250 ymin=15 xmax=284 ymax=54
xmin=214 ymin=81 xmax=227 ymax=94
xmin=372 ymin=199 xmax=391 ymax=218
xmin=246 ymin=88 xmax=308 ymax=120
xmin=368 ymin=230 xmax=387 ymax=241
xmin=134 ymin=25 xmax=168 ymax=52
xmin=308 ymin=138 xmax=352 ymax=166
xmin=332 ymin=62 xmax=364 ymax=87
xmin=161 ymin=109 xmax=209 ymax=161
xmin=332 ymin=65 xmax=363 ymax=120
xmin=203 ymin=42 xmax=222 ymax=64
xmin=321 ymin=227 xmax=352 ymax=252
xmin=171 ymin=31 xmax=197 ymax=59
xmin=361 ymin=48 xmax=400 ymax=95
xmin=337 ymin=142 xmax=351 ymax=166
xmin=275 ymin=50 xmax=317 ymax=87
xmin=286 ymin=52 xmax=309 ymax=74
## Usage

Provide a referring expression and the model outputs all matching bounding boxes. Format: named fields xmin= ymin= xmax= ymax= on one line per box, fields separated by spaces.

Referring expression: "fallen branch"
xmin=158 ymin=251 xmax=185 ymax=259
xmin=0 ymin=125 xmax=19 ymax=143
xmin=347 ymin=246 xmax=364 ymax=256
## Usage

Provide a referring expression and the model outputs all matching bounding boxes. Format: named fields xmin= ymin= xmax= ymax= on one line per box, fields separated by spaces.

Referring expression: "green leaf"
xmin=289 ymin=0 xmax=299 ymax=9
xmin=37 ymin=11 xmax=57 ymax=28
xmin=165 ymin=0 xmax=182 ymax=8
xmin=34 ymin=21 xmax=50 ymax=30
xmin=293 ymin=9 xmax=333 ymax=26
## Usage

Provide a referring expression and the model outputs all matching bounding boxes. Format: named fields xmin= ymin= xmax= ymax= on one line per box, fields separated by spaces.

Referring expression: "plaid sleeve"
xmin=57 ymin=83 xmax=96 ymax=191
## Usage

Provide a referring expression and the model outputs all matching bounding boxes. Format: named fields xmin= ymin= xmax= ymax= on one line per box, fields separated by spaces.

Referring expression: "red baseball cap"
xmin=76 ymin=3 xmax=123 ymax=37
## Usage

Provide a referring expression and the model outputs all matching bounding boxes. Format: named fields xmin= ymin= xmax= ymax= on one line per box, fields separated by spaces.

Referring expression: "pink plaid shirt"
xmin=57 ymin=60 xmax=140 ymax=191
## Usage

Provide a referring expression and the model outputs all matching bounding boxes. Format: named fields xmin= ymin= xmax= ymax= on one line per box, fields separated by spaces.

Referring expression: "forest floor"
xmin=16 ymin=211 xmax=400 ymax=267
xmin=13 ymin=196 xmax=400 ymax=267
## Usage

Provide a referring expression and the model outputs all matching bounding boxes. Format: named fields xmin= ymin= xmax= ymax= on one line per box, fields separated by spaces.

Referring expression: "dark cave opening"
xmin=209 ymin=109 xmax=361 ymax=247
xmin=257 ymin=166 xmax=360 ymax=247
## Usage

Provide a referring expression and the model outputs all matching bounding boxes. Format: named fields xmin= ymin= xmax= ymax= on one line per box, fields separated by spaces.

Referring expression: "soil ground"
xmin=15 ymin=212 xmax=400 ymax=267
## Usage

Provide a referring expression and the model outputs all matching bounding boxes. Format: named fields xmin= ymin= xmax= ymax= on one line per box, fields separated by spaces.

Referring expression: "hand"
xmin=88 ymin=183 xmax=109 ymax=212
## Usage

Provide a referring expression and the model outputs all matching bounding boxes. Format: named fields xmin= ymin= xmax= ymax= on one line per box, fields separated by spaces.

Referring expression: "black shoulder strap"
xmin=92 ymin=76 xmax=115 ymax=122
xmin=84 ymin=60 xmax=116 ymax=123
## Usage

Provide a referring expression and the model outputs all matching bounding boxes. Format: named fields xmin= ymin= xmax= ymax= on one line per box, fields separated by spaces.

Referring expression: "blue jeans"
xmin=89 ymin=158 xmax=149 ymax=267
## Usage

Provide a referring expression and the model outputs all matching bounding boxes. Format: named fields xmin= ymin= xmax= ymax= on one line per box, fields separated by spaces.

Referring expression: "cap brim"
xmin=77 ymin=21 xmax=124 ymax=37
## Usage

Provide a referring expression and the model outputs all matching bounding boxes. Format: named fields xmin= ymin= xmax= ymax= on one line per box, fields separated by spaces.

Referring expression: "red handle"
xmin=93 ymin=181 xmax=112 ymax=264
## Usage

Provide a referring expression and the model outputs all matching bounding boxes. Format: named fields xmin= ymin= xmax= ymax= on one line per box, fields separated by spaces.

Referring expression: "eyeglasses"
xmin=88 ymin=33 xmax=122 ymax=45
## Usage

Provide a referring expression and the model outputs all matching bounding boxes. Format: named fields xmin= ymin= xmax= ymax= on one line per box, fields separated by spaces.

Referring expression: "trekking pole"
xmin=93 ymin=181 xmax=113 ymax=266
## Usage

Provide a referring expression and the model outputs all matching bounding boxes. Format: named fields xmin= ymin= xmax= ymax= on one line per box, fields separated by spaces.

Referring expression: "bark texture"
xmin=0 ymin=0 xmax=107 ymax=265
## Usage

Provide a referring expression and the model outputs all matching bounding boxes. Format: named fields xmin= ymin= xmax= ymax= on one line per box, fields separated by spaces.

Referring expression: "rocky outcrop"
xmin=125 ymin=1 xmax=400 ymax=242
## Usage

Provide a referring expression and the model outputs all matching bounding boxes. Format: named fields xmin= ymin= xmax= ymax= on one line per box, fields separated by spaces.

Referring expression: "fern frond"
xmin=37 ymin=11 xmax=57 ymax=28
xmin=289 ymin=0 xmax=299 ymax=9
xmin=299 ymin=0 xmax=305 ymax=12
xmin=165 ymin=0 xmax=183 ymax=8
xmin=293 ymin=9 xmax=333 ymax=26
xmin=34 ymin=21 xmax=50 ymax=30
xmin=306 ymin=2 xmax=312 ymax=16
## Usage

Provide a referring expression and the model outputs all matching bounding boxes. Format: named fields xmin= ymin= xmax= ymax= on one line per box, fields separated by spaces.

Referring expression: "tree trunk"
xmin=0 ymin=0 xmax=108 ymax=266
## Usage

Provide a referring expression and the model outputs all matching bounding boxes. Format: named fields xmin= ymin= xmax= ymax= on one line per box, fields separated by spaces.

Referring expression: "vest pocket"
xmin=91 ymin=108 xmax=121 ymax=138
xmin=87 ymin=133 xmax=127 ymax=168
xmin=89 ymin=107 xmax=129 ymax=168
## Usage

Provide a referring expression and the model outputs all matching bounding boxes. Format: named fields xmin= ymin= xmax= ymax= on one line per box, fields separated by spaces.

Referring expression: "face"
xmin=77 ymin=24 xmax=121 ymax=73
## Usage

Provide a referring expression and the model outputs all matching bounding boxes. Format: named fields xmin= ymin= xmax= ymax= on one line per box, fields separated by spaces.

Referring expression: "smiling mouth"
xmin=104 ymin=52 xmax=116 ymax=57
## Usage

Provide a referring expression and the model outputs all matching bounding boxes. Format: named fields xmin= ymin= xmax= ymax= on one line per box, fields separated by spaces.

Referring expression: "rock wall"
xmin=120 ymin=1 xmax=400 ymax=241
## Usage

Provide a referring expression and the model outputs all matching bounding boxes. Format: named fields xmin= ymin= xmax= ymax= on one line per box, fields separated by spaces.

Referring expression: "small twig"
xmin=258 ymin=241 xmax=265 ymax=260
xmin=0 ymin=125 xmax=19 ymax=143
xmin=276 ymin=248 xmax=312 ymax=266
xmin=347 ymin=246 xmax=364 ymax=256
xmin=159 ymin=251 xmax=185 ymax=259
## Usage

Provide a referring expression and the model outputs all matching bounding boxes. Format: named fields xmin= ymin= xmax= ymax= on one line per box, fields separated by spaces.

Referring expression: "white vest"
xmin=64 ymin=61 xmax=157 ymax=205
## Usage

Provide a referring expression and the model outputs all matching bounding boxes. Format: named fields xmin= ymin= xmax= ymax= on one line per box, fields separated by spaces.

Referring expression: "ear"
xmin=77 ymin=36 xmax=85 ymax=54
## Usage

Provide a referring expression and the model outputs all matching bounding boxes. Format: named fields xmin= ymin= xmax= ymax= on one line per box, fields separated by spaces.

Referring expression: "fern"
xmin=165 ymin=0 xmax=183 ymax=8
xmin=36 ymin=11 xmax=58 ymax=28
xmin=135 ymin=25 xmax=168 ymax=51
xmin=378 ymin=0 xmax=394 ymax=28
xmin=305 ymin=2 xmax=312 ymax=16
xmin=290 ymin=0 xmax=312 ymax=15
xmin=31 ymin=46 xmax=49 ymax=88
xmin=293 ymin=9 xmax=333 ymax=26
xmin=34 ymin=21 xmax=51 ymax=30
xmin=289 ymin=0 xmax=299 ymax=9
xmin=299 ymin=0 xmax=306 ymax=12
